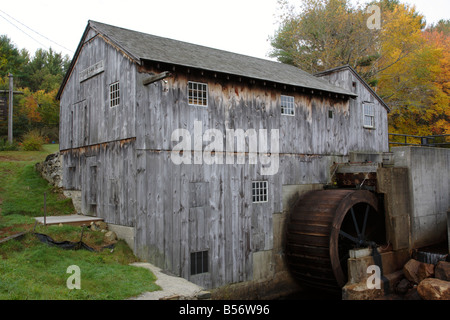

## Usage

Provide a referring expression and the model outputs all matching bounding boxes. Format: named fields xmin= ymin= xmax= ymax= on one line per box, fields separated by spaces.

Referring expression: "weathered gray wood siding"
xmin=59 ymin=28 xmax=136 ymax=151
xmin=61 ymin=140 xmax=136 ymax=226
xmin=133 ymin=70 xmax=358 ymax=288
xmin=59 ymin=27 xmax=137 ymax=226
xmin=135 ymin=72 xmax=352 ymax=155
xmin=316 ymin=69 xmax=389 ymax=153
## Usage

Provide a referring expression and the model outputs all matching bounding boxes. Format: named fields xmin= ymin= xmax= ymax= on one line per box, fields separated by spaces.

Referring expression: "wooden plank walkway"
xmin=34 ymin=214 xmax=103 ymax=226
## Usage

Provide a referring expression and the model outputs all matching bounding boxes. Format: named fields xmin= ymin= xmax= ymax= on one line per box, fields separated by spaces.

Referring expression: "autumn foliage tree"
xmin=270 ymin=0 xmax=450 ymax=138
xmin=0 ymin=35 xmax=70 ymax=143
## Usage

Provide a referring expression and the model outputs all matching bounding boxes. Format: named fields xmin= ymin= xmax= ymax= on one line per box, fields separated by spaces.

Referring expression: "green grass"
xmin=0 ymin=145 xmax=161 ymax=299
xmin=0 ymin=233 xmax=160 ymax=300
xmin=0 ymin=144 xmax=72 ymax=219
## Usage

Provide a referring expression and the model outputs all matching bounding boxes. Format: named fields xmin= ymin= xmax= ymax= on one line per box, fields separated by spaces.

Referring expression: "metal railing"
xmin=389 ymin=133 xmax=450 ymax=149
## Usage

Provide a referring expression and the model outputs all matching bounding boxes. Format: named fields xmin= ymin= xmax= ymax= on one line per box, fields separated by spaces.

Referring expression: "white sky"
xmin=0 ymin=0 xmax=449 ymax=62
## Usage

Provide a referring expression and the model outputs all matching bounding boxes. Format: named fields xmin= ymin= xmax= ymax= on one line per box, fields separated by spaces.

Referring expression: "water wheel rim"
xmin=329 ymin=190 xmax=379 ymax=287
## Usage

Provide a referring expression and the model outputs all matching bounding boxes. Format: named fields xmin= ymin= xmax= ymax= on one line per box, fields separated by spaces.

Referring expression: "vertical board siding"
xmin=134 ymin=71 xmax=355 ymax=288
xmin=317 ymin=69 xmax=389 ymax=153
xmin=60 ymin=31 xmax=136 ymax=152
xmin=61 ymin=139 xmax=136 ymax=227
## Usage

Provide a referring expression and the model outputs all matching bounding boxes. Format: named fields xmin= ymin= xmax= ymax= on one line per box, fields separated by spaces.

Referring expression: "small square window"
xmin=328 ymin=109 xmax=334 ymax=119
xmin=363 ymin=103 xmax=375 ymax=128
xmin=190 ymin=250 xmax=209 ymax=275
xmin=281 ymin=95 xmax=295 ymax=116
xmin=188 ymin=81 xmax=208 ymax=106
xmin=252 ymin=181 xmax=268 ymax=203
xmin=109 ymin=81 xmax=120 ymax=108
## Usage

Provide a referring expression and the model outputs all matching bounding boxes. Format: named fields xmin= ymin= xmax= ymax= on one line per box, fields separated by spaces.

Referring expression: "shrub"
xmin=21 ymin=130 xmax=45 ymax=151
xmin=0 ymin=138 xmax=18 ymax=151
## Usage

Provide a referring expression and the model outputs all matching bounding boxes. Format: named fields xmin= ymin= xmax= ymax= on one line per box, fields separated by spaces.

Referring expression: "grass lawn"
xmin=0 ymin=145 xmax=160 ymax=299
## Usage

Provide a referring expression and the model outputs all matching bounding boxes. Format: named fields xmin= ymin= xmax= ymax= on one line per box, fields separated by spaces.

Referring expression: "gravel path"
xmin=130 ymin=262 xmax=208 ymax=300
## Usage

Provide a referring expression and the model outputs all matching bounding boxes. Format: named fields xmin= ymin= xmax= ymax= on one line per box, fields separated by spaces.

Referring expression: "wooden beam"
xmin=0 ymin=231 xmax=27 ymax=244
xmin=142 ymin=71 xmax=172 ymax=86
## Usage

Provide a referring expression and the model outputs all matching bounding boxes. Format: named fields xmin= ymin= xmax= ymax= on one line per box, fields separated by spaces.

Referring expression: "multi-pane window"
xmin=363 ymin=103 xmax=375 ymax=128
xmin=281 ymin=95 xmax=295 ymax=116
xmin=109 ymin=81 xmax=120 ymax=108
xmin=190 ymin=250 xmax=209 ymax=275
xmin=252 ymin=181 xmax=268 ymax=203
xmin=188 ymin=81 xmax=208 ymax=106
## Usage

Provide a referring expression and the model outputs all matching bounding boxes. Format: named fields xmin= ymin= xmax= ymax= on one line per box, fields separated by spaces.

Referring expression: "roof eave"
xmin=314 ymin=65 xmax=391 ymax=113
xmin=56 ymin=20 xmax=142 ymax=100
xmin=141 ymin=58 xmax=357 ymax=99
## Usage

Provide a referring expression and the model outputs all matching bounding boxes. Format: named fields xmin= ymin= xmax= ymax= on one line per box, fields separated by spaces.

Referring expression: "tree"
xmin=20 ymin=48 xmax=70 ymax=92
xmin=269 ymin=0 xmax=381 ymax=78
xmin=0 ymin=35 xmax=28 ymax=80
xmin=0 ymin=36 xmax=70 ymax=142
xmin=377 ymin=8 xmax=449 ymax=136
xmin=270 ymin=0 xmax=449 ymax=138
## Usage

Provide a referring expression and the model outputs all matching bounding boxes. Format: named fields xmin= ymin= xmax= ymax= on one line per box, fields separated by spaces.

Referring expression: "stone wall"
xmin=35 ymin=152 xmax=82 ymax=213
xmin=35 ymin=153 xmax=63 ymax=188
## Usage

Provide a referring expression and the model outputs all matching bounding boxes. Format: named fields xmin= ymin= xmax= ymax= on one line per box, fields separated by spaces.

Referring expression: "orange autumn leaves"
xmin=18 ymin=88 xmax=59 ymax=127
xmin=378 ymin=5 xmax=450 ymax=136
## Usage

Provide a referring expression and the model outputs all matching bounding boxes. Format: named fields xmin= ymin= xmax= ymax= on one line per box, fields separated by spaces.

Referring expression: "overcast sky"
xmin=0 ymin=0 xmax=449 ymax=62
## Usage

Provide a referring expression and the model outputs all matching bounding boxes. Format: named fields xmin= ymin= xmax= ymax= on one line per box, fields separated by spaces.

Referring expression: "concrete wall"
xmin=448 ymin=209 xmax=450 ymax=254
xmin=392 ymin=146 xmax=450 ymax=248
xmin=377 ymin=167 xmax=412 ymax=250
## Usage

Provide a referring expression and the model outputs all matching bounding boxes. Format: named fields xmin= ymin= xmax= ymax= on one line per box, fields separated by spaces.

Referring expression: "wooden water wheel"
xmin=286 ymin=189 xmax=386 ymax=292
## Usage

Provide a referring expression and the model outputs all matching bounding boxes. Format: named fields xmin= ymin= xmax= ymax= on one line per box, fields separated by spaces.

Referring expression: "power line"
xmin=0 ymin=9 xmax=74 ymax=53
xmin=0 ymin=11 xmax=49 ymax=50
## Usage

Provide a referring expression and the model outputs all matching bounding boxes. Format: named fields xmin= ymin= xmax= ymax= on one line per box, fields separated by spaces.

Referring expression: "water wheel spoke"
xmin=350 ymin=207 xmax=362 ymax=241
xmin=361 ymin=204 xmax=370 ymax=240
xmin=339 ymin=230 xmax=359 ymax=244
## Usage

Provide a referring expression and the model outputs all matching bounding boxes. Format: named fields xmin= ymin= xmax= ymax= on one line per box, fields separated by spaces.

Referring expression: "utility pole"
xmin=8 ymin=73 xmax=13 ymax=143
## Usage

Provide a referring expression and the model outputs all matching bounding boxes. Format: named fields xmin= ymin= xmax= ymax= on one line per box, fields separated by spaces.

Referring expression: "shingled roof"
xmin=58 ymin=20 xmax=357 ymax=99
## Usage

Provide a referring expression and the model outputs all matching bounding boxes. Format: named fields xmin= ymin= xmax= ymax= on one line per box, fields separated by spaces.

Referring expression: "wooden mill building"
xmin=57 ymin=20 xmax=390 ymax=290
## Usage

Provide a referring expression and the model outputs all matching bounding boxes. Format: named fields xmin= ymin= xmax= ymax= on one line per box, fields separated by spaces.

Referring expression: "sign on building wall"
xmin=79 ymin=60 xmax=104 ymax=83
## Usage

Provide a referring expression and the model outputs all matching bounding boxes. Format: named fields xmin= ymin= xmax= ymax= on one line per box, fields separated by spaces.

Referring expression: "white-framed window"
xmin=109 ymin=81 xmax=120 ymax=108
xmin=190 ymin=250 xmax=209 ymax=275
xmin=281 ymin=95 xmax=295 ymax=116
xmin=188 ymin=81 xmax=208 ymax=106
xmin=252 ymin=181 xmax=268 ymax=203
xmin=363 ymin=103 xmax=375 ymax=128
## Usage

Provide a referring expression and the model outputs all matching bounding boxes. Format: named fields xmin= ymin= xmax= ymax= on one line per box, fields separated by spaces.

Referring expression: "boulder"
xmin=90 ymin=222 xmax=98 ymax=231
xmin=395 ymin=278 xmax=412 ymax=295
xmin=403 ymin=259 xmax=434 ymax=284
xmin=104 ymin=231 xmax=117 ymax=242
xmin=417 ymin=261 xmax=435 ymax=281
xmin=94 ymin=221 xmax=108 ymax=231
xmin=417 ymin=278 xmax=450 ymax=300
xmin=435 ymin=261 xmax=450 ymax=281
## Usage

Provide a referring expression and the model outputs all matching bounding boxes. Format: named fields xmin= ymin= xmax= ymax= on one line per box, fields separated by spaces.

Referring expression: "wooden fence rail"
xmin=389 ymin=133 xmax=450 ymax=149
